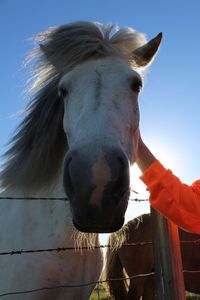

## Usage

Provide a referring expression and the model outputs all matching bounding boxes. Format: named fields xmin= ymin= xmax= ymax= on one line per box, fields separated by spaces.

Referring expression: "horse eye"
xmin=131 ymin=79 xmax=142 ymax=93
xmin=59 ymin=86 xmax=68 ymax=99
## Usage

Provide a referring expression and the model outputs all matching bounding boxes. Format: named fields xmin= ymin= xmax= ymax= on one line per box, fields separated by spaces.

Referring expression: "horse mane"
xmin=0 ymin=21 xmax=147 ymax=192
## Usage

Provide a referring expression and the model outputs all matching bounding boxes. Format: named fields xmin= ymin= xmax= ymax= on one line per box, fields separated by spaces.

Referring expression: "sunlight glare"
xmin=146 ymin=137 xmax=183 ymax=175
xmin=125 ymin=164 xmax=150 ymax=224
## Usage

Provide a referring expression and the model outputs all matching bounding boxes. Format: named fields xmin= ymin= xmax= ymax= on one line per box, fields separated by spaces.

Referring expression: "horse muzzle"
xmin=63 ymin=146 xmax=130 ymax=233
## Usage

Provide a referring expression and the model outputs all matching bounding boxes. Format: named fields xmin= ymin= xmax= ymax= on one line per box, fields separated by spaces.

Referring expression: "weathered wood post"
xmin=151 ymin=207 xmax=186 ymax=300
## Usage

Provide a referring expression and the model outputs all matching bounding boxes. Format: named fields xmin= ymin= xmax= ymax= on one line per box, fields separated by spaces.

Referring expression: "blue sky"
xmin=1 ymin=0 xmax=200 ymax=190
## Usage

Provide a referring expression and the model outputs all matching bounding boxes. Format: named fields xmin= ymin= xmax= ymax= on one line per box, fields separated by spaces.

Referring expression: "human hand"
xmin=136 ymin=131 xmax=156 ymax=173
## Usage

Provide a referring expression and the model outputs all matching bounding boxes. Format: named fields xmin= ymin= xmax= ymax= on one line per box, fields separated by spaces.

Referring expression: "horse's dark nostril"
xmin=65 ymin=156 xmax=72 ymax=168
xmin=63 ymin=156 xmax=74 ymax=199
xmin=111 ymin=154 xmax=130 ymax=203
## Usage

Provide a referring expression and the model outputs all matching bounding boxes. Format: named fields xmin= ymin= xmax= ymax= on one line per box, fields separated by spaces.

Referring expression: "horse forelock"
xmin=31 ymin=21 xmax=147 ymax=73
xmin=0 ymin=21 xmax=146 ymax=192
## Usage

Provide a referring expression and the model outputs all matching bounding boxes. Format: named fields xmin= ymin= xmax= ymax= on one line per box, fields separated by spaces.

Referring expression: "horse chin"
xmin=73 ymin=218 xmax=125 ymax=233
xmin=72 ymin=190 xmax=129 ymax=233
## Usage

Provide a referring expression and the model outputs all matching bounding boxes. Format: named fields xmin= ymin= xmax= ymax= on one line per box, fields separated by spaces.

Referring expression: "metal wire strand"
xmin=1 ymin=237 xmax=200 ymax=256
xmin=0 ymin=195 xmax=199 ymax=299
xmin=0 ymin=272 xmax=155 ymax=298
xmin=0 ymin=242 xmax=154 ymax=256
xmin=0 ymin=196 xmax=69 ymax=201
xmin=0 ymin=196 xmax=148 ymax=202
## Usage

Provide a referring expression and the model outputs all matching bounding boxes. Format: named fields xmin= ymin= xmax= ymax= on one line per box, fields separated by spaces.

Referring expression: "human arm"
xmin=136 ymin=137 xmax=200 ymax=234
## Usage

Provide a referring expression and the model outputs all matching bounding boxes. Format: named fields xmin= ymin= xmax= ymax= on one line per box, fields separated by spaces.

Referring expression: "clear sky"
xmin=0 ymin=0 xmax=200 ymax=221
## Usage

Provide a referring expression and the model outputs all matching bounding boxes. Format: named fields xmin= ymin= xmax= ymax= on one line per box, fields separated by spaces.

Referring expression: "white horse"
xmin=0 ymin=22 xmax=162 ymax=299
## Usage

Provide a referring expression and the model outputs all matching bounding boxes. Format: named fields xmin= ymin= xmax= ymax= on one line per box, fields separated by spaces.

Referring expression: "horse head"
xmin=1 ymin=22 xmax=162 ymax=233
xmin=52 ymin=25 xmax=161 ymax=233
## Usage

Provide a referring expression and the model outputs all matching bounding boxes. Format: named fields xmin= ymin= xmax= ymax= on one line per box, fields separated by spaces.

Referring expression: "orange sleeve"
xmin=140 ymin=160 xmax=200 ymax=234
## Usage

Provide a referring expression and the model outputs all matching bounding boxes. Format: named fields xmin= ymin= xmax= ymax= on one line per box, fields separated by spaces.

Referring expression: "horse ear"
xmin=132 ymin=32 xmax=162 ymax=67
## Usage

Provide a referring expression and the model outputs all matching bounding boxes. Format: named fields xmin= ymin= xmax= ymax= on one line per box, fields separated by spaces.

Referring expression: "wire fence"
xmin=0 ymin=195 xmax=200 ymax=299
xmin=1 ymin=239 xmax=200 ymax=256
xmin=0 ymin=196 xmax=148 ymax=202
xmin=0 ymin=272 xmax=156 ymax=298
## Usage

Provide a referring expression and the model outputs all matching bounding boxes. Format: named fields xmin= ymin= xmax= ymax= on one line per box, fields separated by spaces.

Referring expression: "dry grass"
xmin=89 ymin=287 xmax=200 ymax=299
xmin=187 ymin=292 xmax=200 ymax=300
xmin=89 ymin=283 xmax=112 ymax=300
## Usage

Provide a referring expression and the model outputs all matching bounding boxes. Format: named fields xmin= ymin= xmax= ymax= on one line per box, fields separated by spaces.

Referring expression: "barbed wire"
xmin=181 ymin=239 xmax=200 ymax=244
xmin=0 ymin=196 xmax=148 ymax=202
xmin=1 ymin=268 xmax=200 ymax=298
xmin=0 ymin=245 xmax=108 ymax=256
xmin=0 ymin=196 xmax=69 ymax=201
xmin=0 ymin=238 xmax=200 ymax=257
xmin=183 ymin=270 xmax=200 ymax=273
xmin=0 ymin=242 xmax=154 ymax=256
xmin=131 ymin=198 xmax=149 ymax=202
xmin=0 ymin=272 xmax=155 ymax=298
xmin=0 ymin=194 xmax=199 ymax=299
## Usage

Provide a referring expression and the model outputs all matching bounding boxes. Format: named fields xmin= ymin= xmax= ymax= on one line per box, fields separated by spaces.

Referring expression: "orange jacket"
xmin=140 ymin=160 xmax=200 ymax=234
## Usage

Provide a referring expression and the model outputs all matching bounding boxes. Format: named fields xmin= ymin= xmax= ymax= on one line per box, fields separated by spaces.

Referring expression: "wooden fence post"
xmin=151 ymin=207 xmax=186 ymax=300
xmin=167 ymin=219 xmax=186 ymax=300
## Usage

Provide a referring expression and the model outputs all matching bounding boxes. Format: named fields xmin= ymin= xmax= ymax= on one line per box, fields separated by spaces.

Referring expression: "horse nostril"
xmin=63 ymin=156 xmax=74 ymax=199
xmin=111 ymin=154 xmax=130 ymax=203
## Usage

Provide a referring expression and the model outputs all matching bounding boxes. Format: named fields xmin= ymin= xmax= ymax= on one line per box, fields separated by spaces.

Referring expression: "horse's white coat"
xmin=0 ymin=182 xmax=103 ymax=300
xmin=0 ymin=56 xmax=141 ymax=300
xmin=0 ymin=22 xmax=161 ymax=299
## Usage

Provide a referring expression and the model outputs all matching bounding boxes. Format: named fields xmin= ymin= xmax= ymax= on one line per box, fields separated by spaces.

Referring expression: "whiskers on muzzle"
xmin=72 ymin=230 xmax=99 ymax=251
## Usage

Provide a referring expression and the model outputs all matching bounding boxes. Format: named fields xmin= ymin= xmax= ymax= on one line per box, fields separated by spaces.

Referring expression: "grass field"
xmin=89 ymin=283 xmax=111 ymax=300
xmin=186 ymin=292 xmax=200 ymax=299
